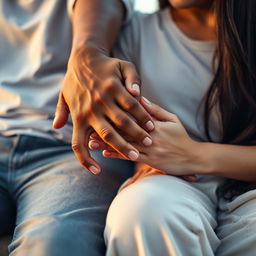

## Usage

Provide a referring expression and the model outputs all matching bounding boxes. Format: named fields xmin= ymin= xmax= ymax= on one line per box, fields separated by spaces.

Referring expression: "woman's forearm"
xmin=198 ymin=142 xmax=256 ymax=181
xmin=71 ymin=0 xmax=125 ymax=55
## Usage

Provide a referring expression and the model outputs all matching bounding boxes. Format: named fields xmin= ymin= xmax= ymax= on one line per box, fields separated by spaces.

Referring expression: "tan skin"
xmin=53 ymin=0 xmax=155 ymax=174
xmin=90 ymin=0 xmax=256 ymax=186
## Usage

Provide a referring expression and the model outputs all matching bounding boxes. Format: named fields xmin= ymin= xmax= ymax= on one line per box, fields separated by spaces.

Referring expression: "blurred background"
xmin=135 ymin=0 xmax=158 ymax=13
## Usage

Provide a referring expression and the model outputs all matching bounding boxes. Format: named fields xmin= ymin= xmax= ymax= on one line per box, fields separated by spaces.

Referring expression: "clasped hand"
xmin=53 ymin=46 xmax=154 ymax=174
xmin=89 ymin=97 xmax=201 ymax=179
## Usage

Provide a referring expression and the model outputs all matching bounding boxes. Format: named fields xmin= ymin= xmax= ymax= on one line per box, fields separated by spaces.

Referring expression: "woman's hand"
xmin=53 ymin=45 xmax=154 ymax=174
xmin=120 ymin=163 xmax=197 ymax=191
xmin=120 ymin=164 xmax=166 ymax=191
xmin=89 ymin=97 xmax=205 ymax=177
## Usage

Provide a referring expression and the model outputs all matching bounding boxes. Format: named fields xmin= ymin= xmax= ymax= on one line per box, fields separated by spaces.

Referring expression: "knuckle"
xmin=74 ymin=112 xmax=87 ymax=123
xmin=104 ymin=78 xmax=118 ymax=92
xmin=123 ymin=61 xmax=140 ymax=80
xmin=125 ymin=99 xmax=139 ymax=112
xmin=123 ymin=61 xmax=134 ymax=69
xmin=115 ymin=114 xmax=130 ymax=128
xmin=72 ymin=143 xmax=81 ymax=152
xmin=93 ymin=93 xmax=104 ymax=105
xmin=135 ymin=130 xmax=147 ymax=140
xmin=100 ymin=128 xmax=114 ymax=142
xmin=80 ymin=160 xmax=89 ymax=168
xmin=138 ymin=113 xmax=151 ymax=124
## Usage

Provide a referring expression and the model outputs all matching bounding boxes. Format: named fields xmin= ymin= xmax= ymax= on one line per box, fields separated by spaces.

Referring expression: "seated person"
xmin=89 ymin=0 xmax=256 ymax=255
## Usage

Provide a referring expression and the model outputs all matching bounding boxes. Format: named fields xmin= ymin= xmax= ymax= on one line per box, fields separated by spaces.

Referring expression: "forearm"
xmin=71 ymin=0 xmax=125 ymax=55
xmin=198 ymin=142 xmax=256 ymax=181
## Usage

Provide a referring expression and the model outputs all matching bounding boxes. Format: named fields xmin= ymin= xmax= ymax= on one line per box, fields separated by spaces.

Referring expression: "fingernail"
xmin=91 ymin=142 xmax=99 ymax=148
xmin=142 ymin=137 xmax=152 ymax=146
xmin=89 ymin=165 xmax=100 ymax=175
xmin=128 ymin=150 xmax=139 ymax=160
xmin=145 ymin=120 xmax=154 ymax=131
xmin=142 ymin=96 xmax=151 ymax=106
xmin=104 ymin=151 xmax=112 ymax=157
xmin=132 ymin=83 xmax=140 ymax=94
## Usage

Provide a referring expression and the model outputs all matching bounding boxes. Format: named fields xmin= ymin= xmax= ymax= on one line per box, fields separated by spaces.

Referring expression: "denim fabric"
xmin=0 ymin=135 xmax=134 ymax=256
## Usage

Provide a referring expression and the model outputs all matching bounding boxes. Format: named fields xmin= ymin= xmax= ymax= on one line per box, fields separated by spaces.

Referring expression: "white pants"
xmin=104 ymin=175 xmax=256 ymax=256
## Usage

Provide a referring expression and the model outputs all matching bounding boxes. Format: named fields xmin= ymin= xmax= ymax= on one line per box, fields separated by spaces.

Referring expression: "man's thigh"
xmin=0 ymin=135 xmax=16 ymax=237
xmin=8 ymin=136 xmax=134 ymax=256
xmin=216 ymin=190 xmax=256 ymax=256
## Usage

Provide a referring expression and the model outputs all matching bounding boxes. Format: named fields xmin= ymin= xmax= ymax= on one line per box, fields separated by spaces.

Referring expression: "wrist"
xmin=70 ymin=41 xmax=110 ymax=61
xmin=69 ymin=42 xmax=110 ymax=69
xmin=191 ymin=141 xmax=215 ymax=175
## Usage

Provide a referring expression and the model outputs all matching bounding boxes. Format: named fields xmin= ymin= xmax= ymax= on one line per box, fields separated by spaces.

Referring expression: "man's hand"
xmin=53 ymin=47 xmax=154 ymax=174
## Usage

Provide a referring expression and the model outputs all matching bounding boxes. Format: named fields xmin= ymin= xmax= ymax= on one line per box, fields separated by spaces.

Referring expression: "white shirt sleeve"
xmin=67 ymin=0 xmax=134 ymax=21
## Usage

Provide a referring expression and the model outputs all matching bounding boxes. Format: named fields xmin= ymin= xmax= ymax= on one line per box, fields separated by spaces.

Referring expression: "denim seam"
xmin=7 ymin=135 xmax=21 ymax=192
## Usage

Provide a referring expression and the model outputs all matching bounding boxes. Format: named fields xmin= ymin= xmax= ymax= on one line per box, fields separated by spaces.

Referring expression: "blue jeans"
xmin=0 ymin=135 xmax=134 ymax=256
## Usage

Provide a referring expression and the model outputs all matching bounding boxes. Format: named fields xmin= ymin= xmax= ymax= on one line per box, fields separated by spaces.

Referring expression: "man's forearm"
xmin=199 ymin=143 xmax=256 ymax=181
xmin=71 ymin=0 xmax=125 ymax=55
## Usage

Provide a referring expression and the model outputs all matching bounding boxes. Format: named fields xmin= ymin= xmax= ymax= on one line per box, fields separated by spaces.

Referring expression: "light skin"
xmin=53 ymin=0 xmax=155 ymax=174
xmin=90 ymin=0 xmax=256 ymax=185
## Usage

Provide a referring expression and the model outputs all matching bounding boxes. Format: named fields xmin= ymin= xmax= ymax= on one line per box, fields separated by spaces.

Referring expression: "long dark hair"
xmin=159 ymin=0 xmax=256 ymax=199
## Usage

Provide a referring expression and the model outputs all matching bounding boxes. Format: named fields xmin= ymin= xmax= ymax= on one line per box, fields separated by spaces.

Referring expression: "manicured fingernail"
xmin=91 ymin=141 xmax=99 ymax=148
xmin=89 ymin=165 xmax=100 ymax=175
xmin=104 ymin=151 xmax=112 ymax=157
xmin=132 ymin=83 xmax=140 ymax=94
xmin=142 ymin=96 xmax=151 ymax=106
xmin=128 ymin=150 xmax=139 ymax=160
xmin=142 ymin=137 xmax=152 ymax=146
xmin=145 ymin=120 xmax=154 ymax=131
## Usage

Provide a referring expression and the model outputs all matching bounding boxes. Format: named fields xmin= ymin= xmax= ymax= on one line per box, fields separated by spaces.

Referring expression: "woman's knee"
xmin=105 ymin=177 xmax=195 ymax=241
xmin=105 ymin=176 xmax=218 ymax=256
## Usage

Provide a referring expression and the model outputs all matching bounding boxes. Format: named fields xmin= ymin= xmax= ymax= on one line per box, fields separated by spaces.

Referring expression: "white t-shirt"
xmin=0 ymin=3 xmax=221 ymax=143
xmin=0 ymin=0 xmax=134 ymax=142
xmin=113 ymin=9 xmax=221 ymax=142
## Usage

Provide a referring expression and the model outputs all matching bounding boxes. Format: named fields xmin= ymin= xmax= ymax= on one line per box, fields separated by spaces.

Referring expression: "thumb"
xmin=120 ymin=61 xmax=141 ymax=97
xmin=140 ymin=97 xmax=177 ymax=122
xmin=53 ymin=93 xmax=70 ymax=129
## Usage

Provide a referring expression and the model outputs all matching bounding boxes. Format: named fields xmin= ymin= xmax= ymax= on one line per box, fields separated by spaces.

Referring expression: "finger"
xmin=102 ymin=150 xmax=126 ymax=160
xmin=90 ymin=128 xmax=134 ymax=143
xmin=53 ymin=93 xmax=70 ymax=129
xmin=120 ymin=61 xmax=141 ymax=97
xmin=116 ymin=88 xmax=155 ymax=132
xmin=140 ymin=96 xmax=177 ymax=122
xmin=119 ymin=178 xmax=135 ymax=191
xmin=72 ymin=123 xmax=101 ymax=174
xmin=105 ymin=103 xmax=153 ymax=147
xmin=89 ymin=139 xmax=113 ymax=151
xmin=93 ymin=119 xmax=140 ymax=161
xmin=90 ymin=132 xmax=101 ymax=140
xmin=102 ymin=148 xmax=147 ymax=163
